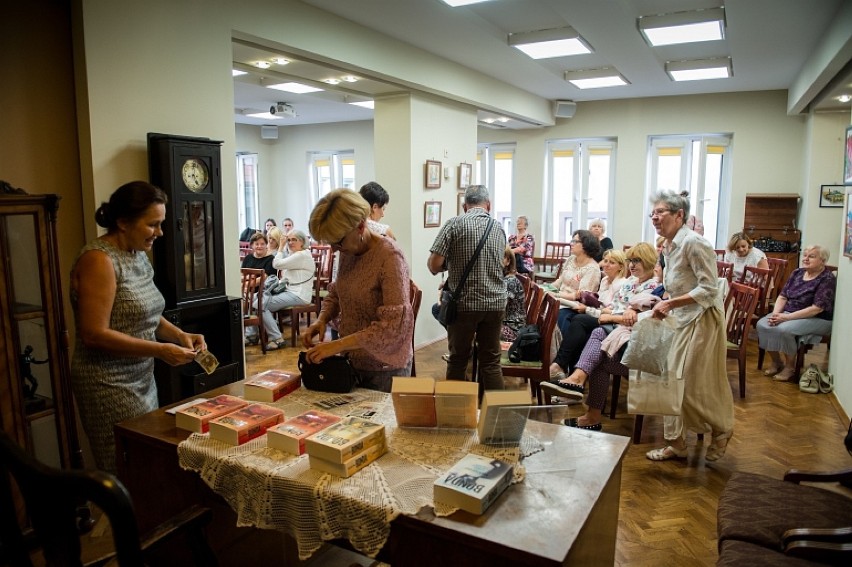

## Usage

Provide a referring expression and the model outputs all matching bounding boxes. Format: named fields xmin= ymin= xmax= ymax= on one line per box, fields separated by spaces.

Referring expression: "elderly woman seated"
xmin=756 ymin=245 xmax=836 ymax=382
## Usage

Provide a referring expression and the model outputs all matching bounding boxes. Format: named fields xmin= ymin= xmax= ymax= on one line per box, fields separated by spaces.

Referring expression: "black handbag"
xmin=438 ymin=218 xmax=495 ymax=327
xmin=298 ymin=351 xmax=359 ymax=393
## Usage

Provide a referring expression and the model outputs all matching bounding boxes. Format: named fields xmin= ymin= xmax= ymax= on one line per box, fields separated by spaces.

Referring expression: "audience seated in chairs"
xmin=723 ymin=231 xmax=768 ymax=282
xmin=549 ymin=230 xmax=602 ymax=331
xmin=756 ymin=245 xmax=835 ymax=383
xmin=501 ymin=246 xmax=526 ymax=342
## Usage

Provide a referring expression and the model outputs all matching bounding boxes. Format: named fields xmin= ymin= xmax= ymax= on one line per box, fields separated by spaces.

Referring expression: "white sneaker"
xmin=441 ymin=353 xmax=450 ymax=362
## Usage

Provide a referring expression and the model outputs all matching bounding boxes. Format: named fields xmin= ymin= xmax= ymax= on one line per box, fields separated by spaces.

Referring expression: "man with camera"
xmin=427 ymin=185 xmax=507 ymax=390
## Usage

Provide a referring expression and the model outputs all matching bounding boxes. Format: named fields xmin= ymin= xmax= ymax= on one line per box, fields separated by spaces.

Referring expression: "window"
xmin=545 ymin=139 xmax=616 ymax=241
xmin=309 ymin=151 xmax=355 ymax=205
xmin=236 ymin=153 xmax=259 ymax=233
xmin=645 ymin=135 xmax=731 ymax=246
xmin=476 ymin=143 xmax=515 ymax=232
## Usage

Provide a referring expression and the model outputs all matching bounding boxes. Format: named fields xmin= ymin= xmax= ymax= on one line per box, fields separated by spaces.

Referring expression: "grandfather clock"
xmin=147 ymin=134 xmax=243 ymax=404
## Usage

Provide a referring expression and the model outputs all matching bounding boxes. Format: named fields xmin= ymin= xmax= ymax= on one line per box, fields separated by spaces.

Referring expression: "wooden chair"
xmin=765 ymin=257 xmax=789 ymax=311
xmin=524 ymin=282 xmax=545 ymax=325
xmin=739 ymin=265 xmax=772 ymax=319
xmin=724 ymin=282 xmax=761 ymax=398
xmin=238 ymin=241 xmax=251 ymax=261
xmin=410 ymin=279 xmax=422 ymax=376
xmin=275 ymin=260 xmax=322 ymax=347
xmin=240 ymin=268 xmax=267 ymax=354
xmin=311 ymin=244 xmax=334 ymax=291
xmin=715 ymin=249 xmax=727 ymax=261
xmin=717 ymin=260 xmax=734 ymax=283
xmin=0 ymin=430 xmax=217 ymax=567
xmin=500 ymin=293 xmax=559 ymax=404
xmin=516 ymin=273 xmax=532 ymax=305
xmin=533 ymin=241 xmax=570 ymax=284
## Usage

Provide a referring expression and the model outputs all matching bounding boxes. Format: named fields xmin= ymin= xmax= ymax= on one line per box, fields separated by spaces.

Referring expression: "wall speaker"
xmin=260 ymin=125 xmax=278 ymax=140
xmin=553 ymin=100 xmax=577 ymax=119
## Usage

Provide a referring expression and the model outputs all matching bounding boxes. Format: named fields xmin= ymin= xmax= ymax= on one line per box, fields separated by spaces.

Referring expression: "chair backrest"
xmin=239 ymin=241 xmax=251 ymax=261
xmin=765 ymin=257 xmax=788 ymax=306
xmin=525 ymin=284 xmax=545 ymax=325
xmin=0 ymin=430 xmax=147 ymax=567
xmin=739 ymin=265 xmax=772 ymax=315
xmin=724 ymin=282 xmax=761 ymax=349
xmin=535 ymin=294 xmax=560 ymax=363
xmin=240 ymin=268 xmax=265 ymax=320
xmin=516 ymin=273 xmax=532 ymax=300
xmin=716 ymin=260 xmax=734 ymax=283
xmin=409 ymin=280 xmax=423 ymax=376
xmin=825 ymin=264 xmax=838 ymax=275
xmin=544 ymin=241 xmax=571 ymax=260
xmin=311 ymin=244 xmax=334 ymax=290
xmin=715 ymin=249 xmax=726 ymax=261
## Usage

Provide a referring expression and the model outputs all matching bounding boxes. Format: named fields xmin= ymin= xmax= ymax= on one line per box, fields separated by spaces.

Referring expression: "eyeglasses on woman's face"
xmin=627 ymin=258 xmax=642 ymax=265
xmin=287 ymin=237 xmax=300 ymax=243
xmin=648 ymin=208 xmax=673 ymax=218
xmin=570 ymin=239 xmax=582 ymax=245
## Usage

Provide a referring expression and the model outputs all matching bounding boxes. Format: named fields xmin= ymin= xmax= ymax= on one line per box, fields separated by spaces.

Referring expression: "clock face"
xmin=181 ymin=158 xmax=209 ymax=192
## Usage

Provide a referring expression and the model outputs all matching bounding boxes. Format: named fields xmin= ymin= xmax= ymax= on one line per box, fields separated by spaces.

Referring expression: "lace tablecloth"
xmin=177 ymin=388 xmax=536 ymax=559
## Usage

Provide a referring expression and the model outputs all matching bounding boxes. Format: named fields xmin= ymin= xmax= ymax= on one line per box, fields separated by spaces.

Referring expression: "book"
xmin=391 ymin=377 xmax=436 ymax=427
xmin=308 ymin=441 xmax=387 ymax=478
xmin=476 ymin=390 xmax=530 ymax=445
xmin=243 ymin=369 xmax=301 ymax=402
xmin=267 ymin=410 xmax=341 ymax=455
xmin=345 ymin=401 xmax=383 ymax=420
xmin=433 ymin=453 xmax=514 ymax=515
xmin=305 ymin=417 xmax=386 ymax=464
xmin=208 ymin=403 xmax=285 ymax=446
xmin=174 ymin=395 xmax=248 ymax=433
xmin=434 ymin=380 xmax=478 ymax=429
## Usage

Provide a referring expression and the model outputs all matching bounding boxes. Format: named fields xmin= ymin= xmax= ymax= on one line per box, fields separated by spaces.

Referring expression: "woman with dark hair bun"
xmin=71 ymin=181 xmax=206 ymax=473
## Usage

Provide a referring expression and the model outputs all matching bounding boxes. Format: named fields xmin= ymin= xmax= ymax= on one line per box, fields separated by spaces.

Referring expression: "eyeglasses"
xmin=330 ymin=233 xmax=348 ymax=248
xmin=286 ymin=238 xmax=300 ymax=243
xmin=570 ymin=239 xmax=581 ymax=244
xmin=648 ymin=208 xmax=673 ymax=218
xmin=628 ymin=258 xmax=642 ymax=264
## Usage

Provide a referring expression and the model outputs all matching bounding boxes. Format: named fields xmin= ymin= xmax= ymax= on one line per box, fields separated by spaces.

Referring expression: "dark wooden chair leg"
xmin=609 ymin=374 xmax=621 ymax=419
xmin=757 ymin=347 xmax=765 ymax=369
xmin=632 ymin=415 xmax=644 ymax=444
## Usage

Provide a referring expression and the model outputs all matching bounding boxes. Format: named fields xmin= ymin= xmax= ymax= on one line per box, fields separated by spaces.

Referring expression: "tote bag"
xmin=627 ymin=369 xmax=684 ymax=416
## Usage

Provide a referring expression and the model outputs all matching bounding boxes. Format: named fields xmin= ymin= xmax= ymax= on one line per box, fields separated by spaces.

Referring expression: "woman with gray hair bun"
xmin=646 ymin=190 xmax=734 ymax=462
xmin=756 ymin=244 xmax=835 ymax=382
xmin=588 ymin=218 xmax=613 ymax=262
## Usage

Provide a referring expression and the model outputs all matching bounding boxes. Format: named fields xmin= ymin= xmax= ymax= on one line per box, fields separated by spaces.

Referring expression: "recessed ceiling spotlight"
xmin=497 ymin=117 xmax=510 ymax=123
xmin=271 ymin=57 xmax=289 ymax=65
xmin=324 ymin=78 xmax=341 ymax=85
xmin=341 ymin=75 xmax=359 ymax=83
xmin=837 ymin=94 xmax=852 ymax=103
xmin=482 ymin=118 xmax=496 ymax=124
xmin=254 ymin=61 xmax=271 ymax=69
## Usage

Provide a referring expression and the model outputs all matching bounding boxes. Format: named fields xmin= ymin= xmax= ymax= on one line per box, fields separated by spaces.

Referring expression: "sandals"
xmin=705 ymin=431 xmax=733 ymax=462
xmin=763 ymin=366 xmax=782 ymax=377
xmin=645 ymin=445 xmax=687 ymax=461
xmin=563 ymin=417 xmax=602 ymax=431
xmin=772 ymin=367 xmax=796 ymax=382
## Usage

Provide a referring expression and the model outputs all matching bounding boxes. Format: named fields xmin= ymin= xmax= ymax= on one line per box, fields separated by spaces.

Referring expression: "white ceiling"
xmin=233 ymin=0 xmax=852 ymax=130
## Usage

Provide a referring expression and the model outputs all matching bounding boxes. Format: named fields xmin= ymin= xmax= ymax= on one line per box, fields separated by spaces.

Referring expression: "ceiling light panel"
xmin=665 ymin=58 xmax=732 ymax=81
xmin=639 ymin=7 xmax=725 ymax=46
xmin=564 ymin=68 xmax=628 ymax=89
xmin=349 ymin=100 xmax=375 ymax=109
xmin=267 ymin=82 xmax=324 ymax=94
xmin=509 ymin=27 xmax=592 ymax=59
xmin=441 ymin=0 xmax=494 ymax=7
xmin=232 ymin=69 xmax=247 ymax=77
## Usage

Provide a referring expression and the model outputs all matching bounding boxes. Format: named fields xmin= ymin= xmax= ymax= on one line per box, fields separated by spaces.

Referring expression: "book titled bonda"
xmin=174 ymin=395 xmax=248 ymax=433
xmin=305 ymin=416 xmax=385 ymax=464
xmin=208 ymin=403 xmax=285 ymax=445
xmin=243 ymin=369 xmax=301 ymax=402
xmin=267 ymin=410 xmax=341 ymax=455
xmin=308 ymin=441 xmax=387 ymax=478
xmin=433 ymin=453 xmax=513 ymax=515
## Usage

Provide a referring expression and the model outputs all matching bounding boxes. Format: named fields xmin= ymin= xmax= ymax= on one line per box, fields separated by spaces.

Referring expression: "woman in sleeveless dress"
xmin=71 ymin=181 xmax=205 ymax=473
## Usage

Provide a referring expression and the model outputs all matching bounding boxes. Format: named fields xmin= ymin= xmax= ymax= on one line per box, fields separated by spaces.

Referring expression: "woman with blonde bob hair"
xmin=724 ymin=231 xmax=768 ymax=282
xmin=302 ymin=189 xmax=413 ymax=392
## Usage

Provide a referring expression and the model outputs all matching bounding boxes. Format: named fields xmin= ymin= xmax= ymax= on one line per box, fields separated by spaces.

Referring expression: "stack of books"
xmin=267 ymin=410 xmax=341 ymax=455
xmin=243 ymin=369 xmax=301 ymax=402
xmin=175 ymin=395 xmax=248 ymax=433
xmin=305 ymin=416 xmax=386 ymax=477
xmin=433 ymin=453 xmax=513 ymax=515
xmin=391 ymin=377 xmax=437 ymax=427
xmin=208 ymin=403 xmax=285 ymax=445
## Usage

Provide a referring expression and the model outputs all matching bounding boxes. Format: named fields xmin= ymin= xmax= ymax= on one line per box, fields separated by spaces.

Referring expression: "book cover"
xmin=308 ymin=441 xmax=387 ymax=478
xmin=433 ymin=453 xmax=513 ymax=515
xmin=476 ymin=390 xmax=530 ymax=445
xmin=305 ymin=417 xmax=386 ymax=464
xmin=267 ymin=410 xmax=341 ymax=455
xmin=243 ymin=369 xmax=301 ymax=402
xmin=208 ymin=403 xmax=285 ymax=446
xmin=435 ymin=380 xmax=478 ymax=429
xmin=391 ymin=377 xmax=437 ymax=427
xmin=174 ymin=395 xmax=248 ymax=433
xmin=345 ymin=401 xmax=383 ymax=420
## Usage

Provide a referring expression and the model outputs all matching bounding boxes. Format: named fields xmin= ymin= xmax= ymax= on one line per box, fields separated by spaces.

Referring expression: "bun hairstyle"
xmin=95 ymin=181 xmax=167 ymax=231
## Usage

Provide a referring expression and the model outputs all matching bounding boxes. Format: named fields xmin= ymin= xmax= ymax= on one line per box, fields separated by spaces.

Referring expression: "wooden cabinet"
xmin=743 ymin=194 xmax=801 ymax=285
xmin=0 ymin=192 xmax=82 ymax=470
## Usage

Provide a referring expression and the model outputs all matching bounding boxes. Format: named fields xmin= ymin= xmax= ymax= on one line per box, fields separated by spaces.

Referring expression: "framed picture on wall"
xmin=458 ymin=163 xmax=472 ymax=189
xmin=457 ymin=191 xmax=465 ymax=216
xmin=844 ymin=187 xmax=852 ymax=258
xmin=819 ymin=184 xmax=845 ymax=208
xmin=845 ymin=125 xmax=852 ymax=185
xmin=424 ymin=201 xmax=442 ymax=227
xmin=425 ymin=160 xmax=442 ymax=188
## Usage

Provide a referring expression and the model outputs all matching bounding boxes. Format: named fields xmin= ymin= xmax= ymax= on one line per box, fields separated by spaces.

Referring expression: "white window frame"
xmin=476 ymin=143 xmax=515 ymax=232
xmin=544 ymin=138 xmax=617 ymax=242
xmin=309 ymin=150 xmax=355 ymax=208
xmin=236 ymin=152 xmax=259 ymax=233
xmin=644 ymin=134 xmax=732 ymax=246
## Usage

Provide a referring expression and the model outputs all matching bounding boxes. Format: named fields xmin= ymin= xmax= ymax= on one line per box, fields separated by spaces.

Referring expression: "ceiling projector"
xmin=270 ymin=102 xmax=296 ymax=117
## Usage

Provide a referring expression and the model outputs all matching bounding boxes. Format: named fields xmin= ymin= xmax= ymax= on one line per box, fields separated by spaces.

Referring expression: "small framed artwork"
xmin=819 ymin=184 xmax=845 ymax=208
xmin=845 ymin=125 xmax=852 ymax=185
xmin=424 ymin=200 xmax=442 ymax=227
xmin=457 ymin=191 xmax=465 ymax=216
xmin=458 ymin=162 xmax=472 ymax=189
xmin=425 ymin=160 xmax=442 ymax=189
xmin=844 ymin=187 xmax=852 ymax=258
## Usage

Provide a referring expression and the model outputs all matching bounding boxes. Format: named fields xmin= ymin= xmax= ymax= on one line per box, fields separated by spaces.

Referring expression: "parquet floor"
xmin=246 ymin=332 xmax=850 ymax=567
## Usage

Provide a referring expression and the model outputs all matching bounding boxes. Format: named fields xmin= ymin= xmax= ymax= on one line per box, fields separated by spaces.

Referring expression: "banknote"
xmin=195 ymin=349 xmax=220 ymax=375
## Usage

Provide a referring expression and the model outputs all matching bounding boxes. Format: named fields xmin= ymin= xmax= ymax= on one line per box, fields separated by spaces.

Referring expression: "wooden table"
xmin=115 ymin=382 xmax=629 ymax=566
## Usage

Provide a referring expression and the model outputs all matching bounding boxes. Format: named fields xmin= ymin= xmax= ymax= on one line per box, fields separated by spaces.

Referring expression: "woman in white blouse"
xmin=549 ymin=229 xmax=602 ymax=330
xmin=261 ymin=230 xmax=315 ymax=350
xmin=723 ymin=232 xmax=768 ymax=282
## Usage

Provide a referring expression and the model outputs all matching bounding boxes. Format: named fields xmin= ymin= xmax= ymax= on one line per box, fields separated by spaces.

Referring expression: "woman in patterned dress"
xmin=508 ymin=215 xmax=534 ymax=274
xmin=71 ymin=181 xmax=205 ymax=473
